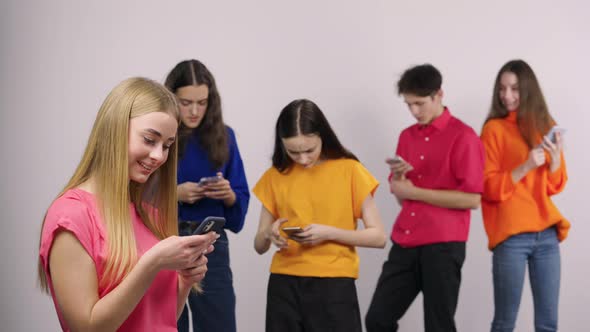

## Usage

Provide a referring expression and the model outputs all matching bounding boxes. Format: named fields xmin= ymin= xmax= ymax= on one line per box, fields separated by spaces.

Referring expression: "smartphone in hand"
xmin=545 ymin=126 xmax=566 ymax=144
xmin=198 ymin=176 xmax=222 ymax=186
xmin=282 ymin=226 xmax=304 ymax=238
xmin=192 ymin=217 xmax=226 ymax=235
xmin=386 ymin=155 xmax=406 ymax=165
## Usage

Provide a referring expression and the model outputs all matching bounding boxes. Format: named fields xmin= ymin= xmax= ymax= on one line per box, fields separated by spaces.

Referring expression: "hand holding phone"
xmin=386 ymin=155 xmax=414 ymax=179
xmin=282 ymin=226 xmax=304 ymax=238
xmin=192 ymin=217 xmax=226 ymax=235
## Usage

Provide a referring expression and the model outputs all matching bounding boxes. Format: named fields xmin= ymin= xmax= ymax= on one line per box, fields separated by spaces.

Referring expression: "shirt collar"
xmin=506 ymin=110 xmax=518 ymax=123
xmin=420 ymin=107 xmax=451 ymax=131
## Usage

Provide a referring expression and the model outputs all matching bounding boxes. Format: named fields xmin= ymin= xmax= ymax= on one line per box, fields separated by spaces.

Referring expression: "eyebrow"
xmin=179 ymin=97 xmax=208 ymax=103
xmin=145 ymin=128 xmax=176 ymax=142
xmin=287 ymin=146 xmax=316 ymax=153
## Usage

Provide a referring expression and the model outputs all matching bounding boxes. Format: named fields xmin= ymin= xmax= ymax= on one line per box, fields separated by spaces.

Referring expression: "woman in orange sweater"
xmin=480 ymin=59 xmax=570 ymax=332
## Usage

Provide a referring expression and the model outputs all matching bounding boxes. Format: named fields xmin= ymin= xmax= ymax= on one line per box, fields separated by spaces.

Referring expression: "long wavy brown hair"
xmin=484 ymin=59 xmax=555 ymax=148
xmin=165 ymin=60 xmax=228 ymax=168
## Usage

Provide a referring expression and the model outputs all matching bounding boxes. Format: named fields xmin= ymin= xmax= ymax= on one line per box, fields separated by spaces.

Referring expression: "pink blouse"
xmin=39 ymin=189 xmax=178 ymax=331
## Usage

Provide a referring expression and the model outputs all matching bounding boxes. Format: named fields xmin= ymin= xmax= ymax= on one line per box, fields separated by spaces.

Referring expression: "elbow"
xmin=377 ymin=236 xmax=387 ymax=248
xmin=371 ymin=231 xmax=388 ymax=248
xmin=254 ymin=246 xmax=265 ymax=255
xmin=254 ymin=239 xmax=268 ymax=255
xmin=467 ymin=194 xmax=482 ymax=209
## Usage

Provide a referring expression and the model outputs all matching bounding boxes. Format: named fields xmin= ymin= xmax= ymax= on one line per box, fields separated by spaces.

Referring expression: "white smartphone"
xmin=282 ymin=226 xmax=304 ymax=237
xmin=545 ymin=126 xmax=566 ymax=144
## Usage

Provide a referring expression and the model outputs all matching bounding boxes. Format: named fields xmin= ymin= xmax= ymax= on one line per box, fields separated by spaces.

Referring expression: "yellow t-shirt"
xmin=253 ymin=158 xmax=379 ymax=279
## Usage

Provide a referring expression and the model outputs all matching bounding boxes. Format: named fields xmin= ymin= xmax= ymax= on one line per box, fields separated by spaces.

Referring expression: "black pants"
xmin=266 ymin=274 xmax=362 ymax=332
xmin=365 ymin=242 xmax=466 ymax=332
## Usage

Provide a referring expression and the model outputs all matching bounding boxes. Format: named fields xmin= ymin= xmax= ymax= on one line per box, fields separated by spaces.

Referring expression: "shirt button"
xmin=411 ymin=212 xmax=415 ymax=217
xmin=425 ymin=137 xmax=430 ymax=142
xmin=420 ymin=155 xmax=425 ymax=160
xmin=405 ymin=230 xmax=411 ymax=235
xmin=417 ymin=175 xmax=422 ymax=179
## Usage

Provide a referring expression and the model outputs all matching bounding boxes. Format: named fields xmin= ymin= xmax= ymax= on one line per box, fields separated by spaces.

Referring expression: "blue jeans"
xmin=177 ymin=226 xmax=236 ymax=332
xmin=491 ymin=227 xmax=560 ymax=332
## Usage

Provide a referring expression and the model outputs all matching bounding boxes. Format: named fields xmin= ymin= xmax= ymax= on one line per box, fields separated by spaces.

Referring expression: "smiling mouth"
xmin=138 ymin=161 xmax=154 ymax=171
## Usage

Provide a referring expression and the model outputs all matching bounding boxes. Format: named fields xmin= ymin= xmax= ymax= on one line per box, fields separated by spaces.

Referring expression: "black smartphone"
xmin=282 ymin=226 xmax=304 ymax=237
xmin=192 ymin=216 xmax=226 ymax=235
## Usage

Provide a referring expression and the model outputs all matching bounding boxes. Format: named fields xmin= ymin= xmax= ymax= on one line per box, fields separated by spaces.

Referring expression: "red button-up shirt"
xmin=391 ymin=108 xmax=484 ymax=247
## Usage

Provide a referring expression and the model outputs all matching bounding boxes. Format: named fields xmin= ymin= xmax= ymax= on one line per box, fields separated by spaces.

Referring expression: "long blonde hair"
xmin=38 ymin=77 xmax=180 ymax=291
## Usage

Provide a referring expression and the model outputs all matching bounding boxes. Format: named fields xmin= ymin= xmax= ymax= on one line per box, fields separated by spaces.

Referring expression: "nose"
xmin=504 ymin=89 xmax=514 ymax=100
xmin=149 ymin=147 xmax=165 ymax=163
xmin=190 ymin=103 xmax=198 ymax=116
xmin=298 ymin=154 xmax=310 ymax=165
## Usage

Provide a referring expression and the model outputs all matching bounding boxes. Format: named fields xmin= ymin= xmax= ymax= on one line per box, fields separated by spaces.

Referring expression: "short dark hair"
xmin=397 ymin=64 xmax=442 ymax=96
xmin=272 ymin=99 xmax=357 ymax=172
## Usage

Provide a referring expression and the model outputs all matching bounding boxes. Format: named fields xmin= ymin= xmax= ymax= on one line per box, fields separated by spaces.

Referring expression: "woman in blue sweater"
xmin=165 ymin=59 xmax=249 ymax=332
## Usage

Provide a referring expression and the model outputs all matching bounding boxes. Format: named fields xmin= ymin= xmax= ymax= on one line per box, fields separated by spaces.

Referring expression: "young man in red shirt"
xmin=365 ymin=64 xmax=485 ymax=332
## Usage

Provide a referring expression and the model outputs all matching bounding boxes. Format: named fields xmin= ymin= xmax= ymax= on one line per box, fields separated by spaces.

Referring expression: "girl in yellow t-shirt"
xmin=253 ymin=98 xmax=387 ymax=332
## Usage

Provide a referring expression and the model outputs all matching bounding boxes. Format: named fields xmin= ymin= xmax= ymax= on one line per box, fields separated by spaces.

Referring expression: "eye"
xmin=143 ymin=137 xmax=156 ymax=145
xmin=198 ymin=100 xmax=208 ymax=106
xmin=180 ymin=100 xmax=192 ymax=106
xmin=163 ymin=143 xmax=172 ymax=150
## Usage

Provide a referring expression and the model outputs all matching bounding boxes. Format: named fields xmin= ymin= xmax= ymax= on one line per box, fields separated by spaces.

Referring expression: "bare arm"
xmin=50 ymin=231 xmax=160 ymax=332
xmin=254 ymin=206 xmax=288 ymax=254
xmin=292 ymin=195 xmax=387 ymax=248
xmin=50 ymin=231 xmax=214 ymax=331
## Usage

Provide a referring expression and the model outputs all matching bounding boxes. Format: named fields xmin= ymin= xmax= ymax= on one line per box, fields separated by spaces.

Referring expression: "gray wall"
xmin=1 ymin=0 xmax=588 ymax=331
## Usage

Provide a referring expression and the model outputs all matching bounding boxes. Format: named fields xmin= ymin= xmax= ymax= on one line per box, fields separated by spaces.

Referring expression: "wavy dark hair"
xmin=165 ymin=59 xmax=228 ymax=168
xmin=272 ymin=99 xmax=358 ymax=172
xmin=484 ymin=59 xmax=555 ymax=148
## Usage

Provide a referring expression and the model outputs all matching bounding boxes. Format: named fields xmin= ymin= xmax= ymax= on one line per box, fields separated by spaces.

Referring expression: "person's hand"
xmin=524 ymin=147 xmax=546 ymax=171
xmin=202 ymin=172 xmax=236 ymax=205
xmin=386 ymin=159 xmax=414 ymax=180
xmin=177 ymin=182 xmax=206 ymax=204
xmin=267 ymin=218 xmax=289 ymax=249
xmin=541 ymin=132 xmax=563 ymax=172
xmin=389 ymin=177 xmax=417 ymax=201
xmin=289 ymin=224 xmax=334 ymax=246
xmin=145 ymin=232 xmax=217 ymax=271
xmin=177 ymin=254 xmax=209 ymax=286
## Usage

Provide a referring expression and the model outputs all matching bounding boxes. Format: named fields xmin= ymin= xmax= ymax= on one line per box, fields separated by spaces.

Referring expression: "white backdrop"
xmin=1 ymin=1 xmax=589 ymax=331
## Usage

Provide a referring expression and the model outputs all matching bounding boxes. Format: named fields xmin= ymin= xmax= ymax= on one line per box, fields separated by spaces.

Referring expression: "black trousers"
xmin=266 ymin=274 xmax=362 ymax=332
xmin=365 ymin=242 xmax=466 ymax=332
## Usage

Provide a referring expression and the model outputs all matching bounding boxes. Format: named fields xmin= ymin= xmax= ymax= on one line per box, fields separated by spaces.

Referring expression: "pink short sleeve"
xmin=39 ymin=190 xmax=103 ymax=276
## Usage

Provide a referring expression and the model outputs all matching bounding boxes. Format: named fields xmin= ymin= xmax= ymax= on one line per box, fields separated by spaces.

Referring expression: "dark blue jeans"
xmin=178 ymin=226 xmax=236 ymax=332
xmin=491 ymin=227 xmax=560 ymax=332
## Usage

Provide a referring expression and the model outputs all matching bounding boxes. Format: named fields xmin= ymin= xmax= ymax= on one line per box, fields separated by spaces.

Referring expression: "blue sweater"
xmin=177 ymin=126 xmax=249 ymax=233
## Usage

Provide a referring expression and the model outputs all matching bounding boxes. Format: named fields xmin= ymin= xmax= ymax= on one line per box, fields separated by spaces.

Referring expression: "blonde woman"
xmin=37 ymin=78 xmax=218 ymax=331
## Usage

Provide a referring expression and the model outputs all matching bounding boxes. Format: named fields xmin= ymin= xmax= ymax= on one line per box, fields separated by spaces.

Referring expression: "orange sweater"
xmin=480 ymin=112 xmax=570 ymax=249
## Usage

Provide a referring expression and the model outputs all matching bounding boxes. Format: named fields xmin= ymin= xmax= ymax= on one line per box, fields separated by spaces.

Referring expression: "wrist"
xmin=223 ymin=190 xmax=236 ymax=207
xmin=137 ymin=250 xmax=161 ymax=276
